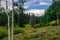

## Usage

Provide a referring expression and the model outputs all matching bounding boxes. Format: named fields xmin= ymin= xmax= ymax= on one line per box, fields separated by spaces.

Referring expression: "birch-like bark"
xmin=11 ymin=0 xmax=14 ymax=40
xmin=6 ymin=0 xmax=10 ymax=40
xmin=57 ymin=12 xmax=59 ymax=26
xmin=0 ymin=0 xmax=1 ymax=13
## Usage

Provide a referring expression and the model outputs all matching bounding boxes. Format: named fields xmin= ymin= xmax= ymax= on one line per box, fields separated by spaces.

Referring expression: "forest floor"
xmin=1 ymin=25 xmax=60 ymax=40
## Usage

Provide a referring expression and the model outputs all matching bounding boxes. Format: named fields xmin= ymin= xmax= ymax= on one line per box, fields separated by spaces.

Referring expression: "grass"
xmin=1 ymin=26 xmax=60 ymax=40
xmin=0 ymin=27 xmax=8 ymax=39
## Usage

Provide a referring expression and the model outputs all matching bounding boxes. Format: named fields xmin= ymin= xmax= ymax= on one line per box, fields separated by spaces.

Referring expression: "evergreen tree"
xmin=0 ymin=9 xmax=8 ymax=26
xmin=14 ymin=0 xmax=25 ymax=27
xmin=40 ymin=0 xmax=60 ymax=26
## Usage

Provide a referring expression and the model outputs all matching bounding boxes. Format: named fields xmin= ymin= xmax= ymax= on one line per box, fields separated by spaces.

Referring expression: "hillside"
xmin=1 ymin=26 xmax=60 ymax=40
xmin=0 ymin=0 xmax=60 ymax=40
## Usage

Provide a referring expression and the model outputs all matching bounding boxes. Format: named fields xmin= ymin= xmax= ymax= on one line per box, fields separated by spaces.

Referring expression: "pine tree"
xmin=18 ymin=0 xmax=25 ymax=27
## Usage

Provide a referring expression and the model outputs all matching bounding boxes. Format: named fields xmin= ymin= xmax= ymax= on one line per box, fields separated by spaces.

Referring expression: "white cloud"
xmin=1 ymin=0 xmax=11 ymax=9
xmin=24 ymin=0 xmax=52 ymax=9
xmin=1 ymin=0 xmax=52 ymax=10
xmin=24 ymin=6 xmax=29 ymax=9
xmin=40 ymin=2 xmax=51 ymax=5
xmin=1 ymin=1 xmax=6 ymax=8
xmin=24 ymin=0 xmax=38 ymax=9
xmin=24 ymin=9 xmax=45 ymax=16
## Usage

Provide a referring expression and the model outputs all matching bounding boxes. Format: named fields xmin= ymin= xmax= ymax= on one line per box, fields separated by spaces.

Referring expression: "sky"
xmin=1 ymin=0 xmax=52 ymax=16
xmin=24 ymin=0 xmax=52 ymax=16
xmin=24 ymin=0 xmax=52 ymax=10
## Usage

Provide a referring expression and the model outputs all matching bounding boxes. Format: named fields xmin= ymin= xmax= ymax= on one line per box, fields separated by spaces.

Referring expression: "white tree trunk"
xmin=0 ymin=0 xmax=1 ymax=13
xmin=6 ymin=0 xmax=10 ymax=40
xmin=0 ymin=0 xmax=1 ymax=8
xmin=11 ymin=0 xmax=14 ymax=40
xmin=57 ymin=12 xmax=59 ymax=26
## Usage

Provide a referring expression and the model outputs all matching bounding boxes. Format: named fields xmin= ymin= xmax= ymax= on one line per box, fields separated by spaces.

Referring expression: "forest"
xmin=0 ymin=0 xmax=60 ymax=40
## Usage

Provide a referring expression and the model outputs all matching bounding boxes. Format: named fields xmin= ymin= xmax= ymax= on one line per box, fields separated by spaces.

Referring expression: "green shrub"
xmin=34 ymin=24 xmax=40 ymax=28
xmin=50 ymin=20 xmax=57 ymax=26
xmin=0 ymin=27 xmax=8 ymax=39
xmin=14 ymin=27 xmax=25 ymax=34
